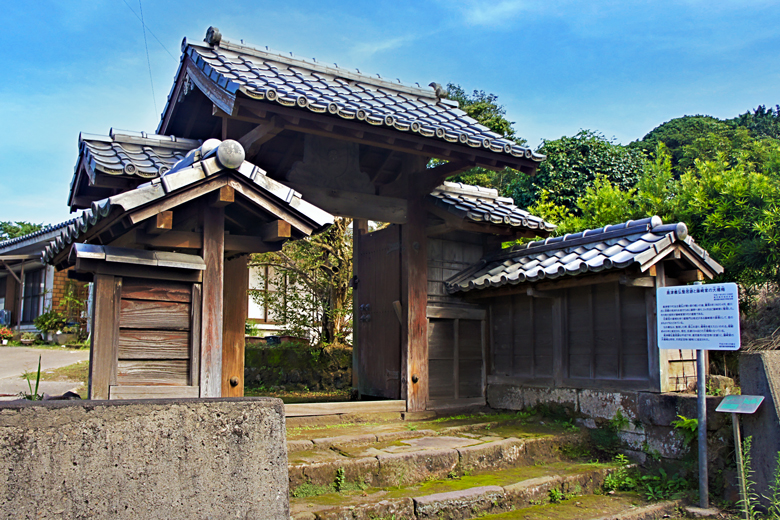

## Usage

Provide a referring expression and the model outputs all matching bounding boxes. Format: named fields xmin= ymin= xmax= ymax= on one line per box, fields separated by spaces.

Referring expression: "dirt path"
xmin=0 ymin=346 xmax=89 ymax=399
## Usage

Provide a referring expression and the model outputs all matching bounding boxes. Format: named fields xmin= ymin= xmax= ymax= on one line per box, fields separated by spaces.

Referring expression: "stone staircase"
xmin=286 ymin=411 xmax=686 ymax=520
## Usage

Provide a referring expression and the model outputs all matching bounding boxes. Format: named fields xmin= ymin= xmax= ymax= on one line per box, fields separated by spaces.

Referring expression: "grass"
xmin=5 ymin=341 xmax=88 ymax=350
xmin=21 ymin=360 xmax=89 ymax=399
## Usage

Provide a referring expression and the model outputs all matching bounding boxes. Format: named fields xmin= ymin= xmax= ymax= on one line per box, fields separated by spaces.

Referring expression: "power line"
xmin=120 ymin=0 xmax=177 ymax=62
xmin=138 ymin=0 xmax=158 ymax=118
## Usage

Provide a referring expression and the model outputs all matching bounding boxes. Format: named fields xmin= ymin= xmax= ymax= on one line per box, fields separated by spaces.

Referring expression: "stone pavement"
xmin=0 ymin=346 xmax=89 ymax=399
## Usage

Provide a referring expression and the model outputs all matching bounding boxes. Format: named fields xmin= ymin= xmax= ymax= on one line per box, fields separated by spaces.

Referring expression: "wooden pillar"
xmin=222 ymin=255 xmax=248 ymax=397
xmin=200 ymin=204 xmax=225 ymax=397
xmin=402 ymin=190 xmax=428 ymax=412
xmin=89 ymin=275 xmax=121 ymax=400
xmin=352 ymin=219 xmax=368 ymax=390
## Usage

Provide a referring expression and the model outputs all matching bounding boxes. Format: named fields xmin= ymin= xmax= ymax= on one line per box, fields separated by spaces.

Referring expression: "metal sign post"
xmin=716 ymin=395 xmax=764 ymax=520
xmin=657 ymin=282 xmax=740 ymax=509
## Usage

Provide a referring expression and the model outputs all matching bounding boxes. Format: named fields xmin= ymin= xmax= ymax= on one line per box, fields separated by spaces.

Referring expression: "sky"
xmin=2 ymin=0 xmax=779 ymax=225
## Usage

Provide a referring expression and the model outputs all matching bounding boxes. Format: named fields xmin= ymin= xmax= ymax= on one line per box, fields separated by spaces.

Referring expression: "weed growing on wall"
xmin=671 ymin=415 xmax=699 ymax=447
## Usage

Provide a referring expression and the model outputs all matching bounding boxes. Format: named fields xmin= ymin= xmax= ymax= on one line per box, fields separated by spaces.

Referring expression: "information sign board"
xmin=657 ymin=282 xmax=740 ymax=350
xmin=716 ymin=395 xmax=764 ymax=414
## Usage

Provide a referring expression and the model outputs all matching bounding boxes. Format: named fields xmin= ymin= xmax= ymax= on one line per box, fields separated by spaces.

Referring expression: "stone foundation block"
xmin=376 ymin=448 xmax=459 ymax=487
xmin=413 ymin=486 xmax=505 ymax=519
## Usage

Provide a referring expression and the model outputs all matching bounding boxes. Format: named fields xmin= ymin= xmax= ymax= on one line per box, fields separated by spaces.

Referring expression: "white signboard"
xmin=657 ymin=282 xmax=740 ymax=350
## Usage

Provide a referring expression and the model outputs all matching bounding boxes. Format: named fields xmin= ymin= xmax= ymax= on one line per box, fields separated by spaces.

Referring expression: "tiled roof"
xmin=44 ymin=139 xmax=333 ymax=265
xmin=0 ymin=218 xmax=80 ymax=255
xmin=446 ymin=217 xmax=723 ymax=293
xmin=79 ymin=129 xmax=200 ymax=178
xmin=430 ymin=182 xmax=555 ymax=233
xmin=164 ymin=30 xmax=543 ymax=163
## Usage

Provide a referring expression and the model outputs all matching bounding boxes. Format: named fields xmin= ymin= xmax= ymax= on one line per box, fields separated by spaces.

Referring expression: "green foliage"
xmin=590 ymin=410 xmax=629 ymax=456
xmin=670 ymin=415 xmax=698 ymax=446
xmin=290 ymin=481 xmax=332 ymax=498
xmin=603 ymin=455 xmax=637 ymax=492
xmin=548 ymin=487 xmax=565 ymax=503
xmin=630 ymin=115 xmax=753 ymax=175
xmin=0 ymin=221 xmax=44 ymax=241
xmin=334 ymin=467 xmax=346 ymax=492
xmin=729 ymin=105 xmax=780 ymax=140
xmin=637 ymin=468 xmax=687 ymax=501
xmin=738 ymin=436 xmax=760 ymax=520
xmin=22 ymin=355 xmax=42 ymax=401
xmin=510 ymin=130 xmax=646 ymax=212
xmin=33 ymin=310 xmax=67 ymax=334
xmin=444 ymin=84 xmax=527 ymax=195
xmin=445 ymin=84 xmax=521 ymax=142
xmin=764 ymin=451 xmax=780 ymax=519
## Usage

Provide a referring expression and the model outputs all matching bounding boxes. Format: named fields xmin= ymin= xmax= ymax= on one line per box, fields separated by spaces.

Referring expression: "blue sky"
xmin=2 ymin=0 xmax=779 ymax=225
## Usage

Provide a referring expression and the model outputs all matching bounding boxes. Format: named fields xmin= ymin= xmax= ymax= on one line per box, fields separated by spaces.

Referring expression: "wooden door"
xmin=356 ymin=226 xmax=402 ymax=399
xmin=428 ymin=317 xmax=486 ymax=408
xmin=109 ymin=277 xmax=201 ymax=399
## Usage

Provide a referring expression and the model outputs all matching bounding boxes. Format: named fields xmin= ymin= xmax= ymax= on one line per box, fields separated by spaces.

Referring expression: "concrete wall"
xmin=740 ymin=352 xmax=780 ymax=508
xmin=0 ymin=398 xmax=289 ymax=519
xmin=487 ymin=384 xmax=729 ymax=463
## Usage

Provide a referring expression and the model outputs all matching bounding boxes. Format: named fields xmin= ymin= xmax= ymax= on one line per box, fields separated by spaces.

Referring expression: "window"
xmin=21 ymin=269 xmax=44 ymax=323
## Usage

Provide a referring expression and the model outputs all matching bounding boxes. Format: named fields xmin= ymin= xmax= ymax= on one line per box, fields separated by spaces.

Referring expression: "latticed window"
xmin=21 ymin=270 xmax=44 ymax=323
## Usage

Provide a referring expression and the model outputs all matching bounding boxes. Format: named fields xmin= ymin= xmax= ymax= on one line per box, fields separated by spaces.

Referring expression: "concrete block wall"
xmin=740 ymin=352 xmax=780 ymax=509
xmin=0 ymin=398 xmax=290 ymax=519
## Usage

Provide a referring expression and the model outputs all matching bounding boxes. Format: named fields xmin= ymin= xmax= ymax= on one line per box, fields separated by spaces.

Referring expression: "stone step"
xmin=289 ymin=431 xmax=585 ymax=490
xmin=476 ymin=496 xmax=684 ymax=520
xmin=290 ymin=461 xmax=620 ymax=520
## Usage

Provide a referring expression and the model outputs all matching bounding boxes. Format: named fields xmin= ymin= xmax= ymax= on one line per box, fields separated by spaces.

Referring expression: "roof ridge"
xmin=487 ymin=216 xmax=663 ymax=262
xmin=188 ymin=37 xmax=440 ymax=101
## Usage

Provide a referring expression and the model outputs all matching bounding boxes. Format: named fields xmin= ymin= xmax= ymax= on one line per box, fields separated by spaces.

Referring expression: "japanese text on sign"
xmin=657 ymin=282 xmax=740 ymax=350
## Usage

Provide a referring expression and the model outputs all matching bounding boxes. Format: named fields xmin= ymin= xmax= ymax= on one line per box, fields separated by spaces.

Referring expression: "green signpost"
xmin=717 ymin=395 xmax=764 ymax=520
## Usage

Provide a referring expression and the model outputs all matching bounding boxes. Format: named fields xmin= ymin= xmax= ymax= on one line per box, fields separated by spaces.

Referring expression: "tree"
xmin=510 ymin=130 xmax=646 ymax=212
xmin=250 ymin=217 xmax=353 ymax=345
xmin=444 ymin=84 xmax=527 ymax=195
xmin=729 ymin=104 xmax=780 ymax=140
xmin=630 ymin=115 xmax=753 ymax=175
xmin=0 ymin=221 xmax=44 ymax=241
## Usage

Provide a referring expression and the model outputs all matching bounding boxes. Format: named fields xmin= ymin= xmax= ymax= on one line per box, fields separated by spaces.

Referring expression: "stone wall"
xmin=487 ymin=384 xmax=729 ymax=464
xmin=0 ymin=398 xmax=289 ymax=519
xmin=245 ymin=343 xmax=352 ymax=392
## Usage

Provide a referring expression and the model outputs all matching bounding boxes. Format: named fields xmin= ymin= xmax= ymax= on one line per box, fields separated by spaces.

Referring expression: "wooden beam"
xmin=225 ymin=234 xmax=281 ymax=254
xmin=74 ymin=259 xmax=203 ymax=283
xmin=136 ymin=229 xmax=278 ymax=254
xmin=222 ymin=255 xmax=248 ymax=397
xmin=210 ymin=185 xmax=235 ymax=207
xmin=145 ymin=211 xmax=173 ymax=235
xmin=136 ymin=230 xmax=203 ymax=249
xmin=129 ymin=177 xmax=229 ymax=224
xmin=677 ymin=269 xmax=705 ymax=283
xmin=378 ymin=160 xmax=473 ymax=197
xmin=0 ymin=260 xmax=21 ymax=284
xmin=620 ymin=275 xmax=655 ymax=287
xmin=237 ymin=98 xmax=538 ymax=173
xmin=237 ymin=117 xmax=282 ymax=157
xmin=200 ymin=202 xmax=225 ymax=397
xmin=89 ymin=275 xmax=120 ymax=400
xmin=261 ymin=220 xmax=292 ymax=242
xmin=285 ymin=181 xmax=408 ymax=224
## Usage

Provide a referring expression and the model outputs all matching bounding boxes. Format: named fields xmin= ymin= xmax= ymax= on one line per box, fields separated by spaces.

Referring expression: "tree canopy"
xmin=444 ymin=83 xmax=527 ymax=194
xmin=0 ymin=221 xmax=44 ymax=241
xmin=509 ymin=130 xmax=646 ymax=211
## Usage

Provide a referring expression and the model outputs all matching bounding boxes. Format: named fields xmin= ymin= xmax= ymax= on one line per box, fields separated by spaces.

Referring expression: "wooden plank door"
xmin=428 ymin=317 xmax=486 ymax=408
xmin=356 ymin=225 xmax=402 ymax=399
xmin=109 ymin=277 xmax=201 ymax=399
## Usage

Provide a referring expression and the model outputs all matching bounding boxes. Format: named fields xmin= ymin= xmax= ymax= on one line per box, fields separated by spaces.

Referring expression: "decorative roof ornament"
xmin=429 ymin=82 xmax=448 ymax=99
xmin=205 ymin=26 xmax=222 ymax=47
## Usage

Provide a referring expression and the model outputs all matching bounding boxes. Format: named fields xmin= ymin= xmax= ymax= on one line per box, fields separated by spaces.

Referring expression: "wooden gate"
xmin=356 ymin=226 xmax=402 ymax=399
